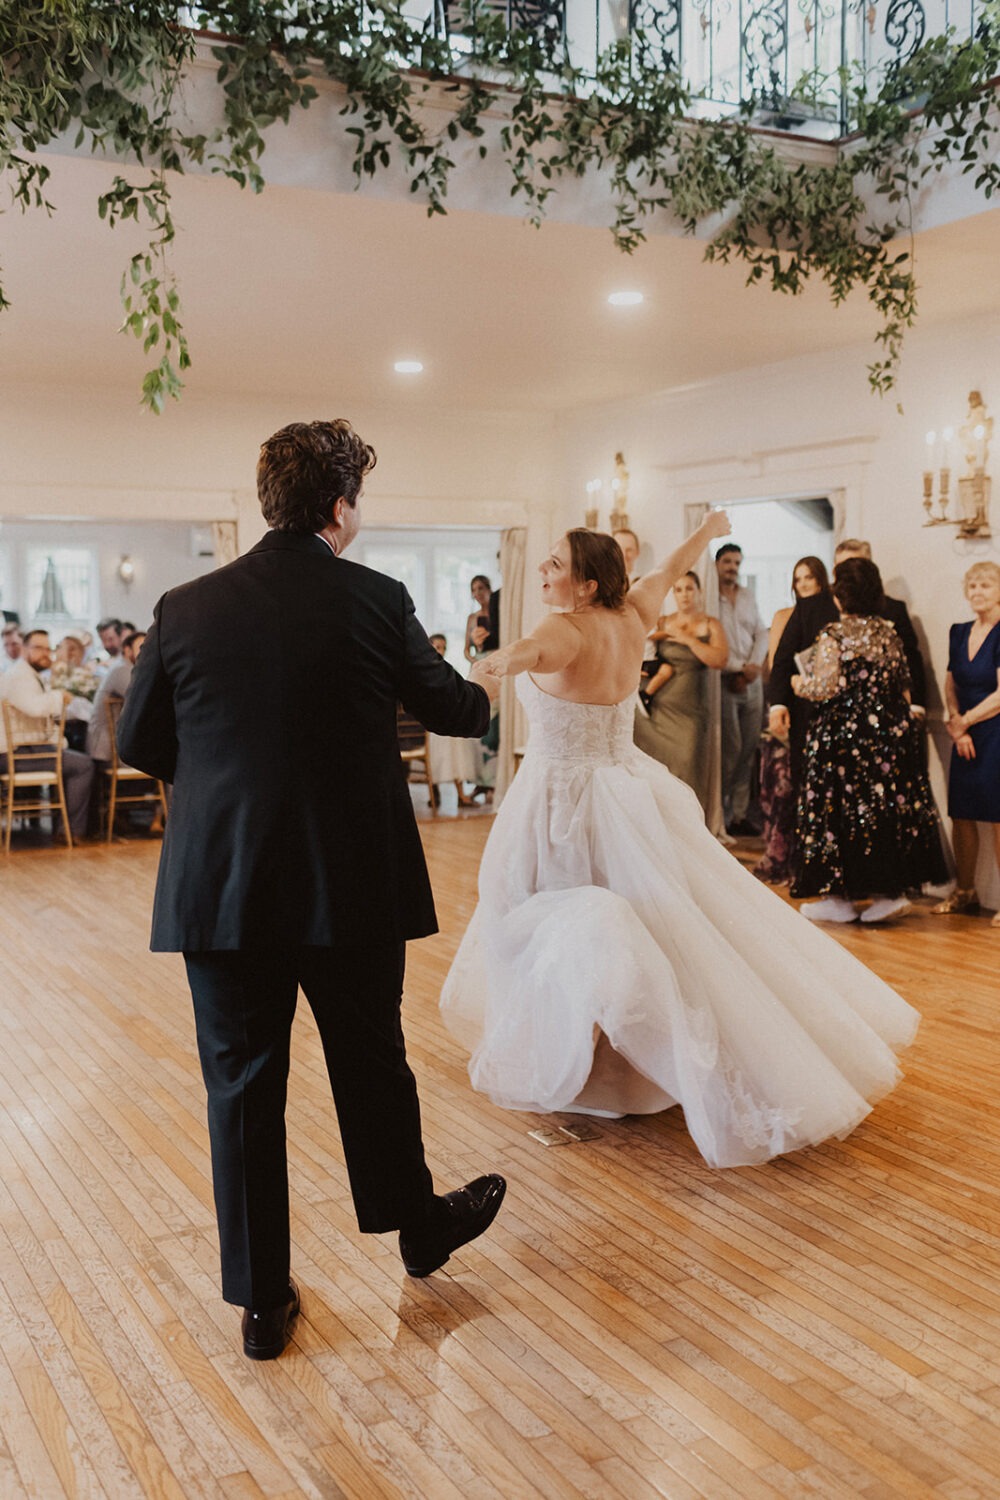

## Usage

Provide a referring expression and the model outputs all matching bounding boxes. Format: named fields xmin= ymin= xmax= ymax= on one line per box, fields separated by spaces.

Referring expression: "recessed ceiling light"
xmin=394 ymin=359 xmax=424 ymax=374
xmin=607 ymin=291 xmax=644 ymax=307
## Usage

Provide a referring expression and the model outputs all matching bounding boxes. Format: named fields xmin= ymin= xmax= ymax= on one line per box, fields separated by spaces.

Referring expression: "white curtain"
xmin=684 ymin=503 xmax=726 ymax=839
xmin=212 ymin=520 xmax=239 ymax=568
xmin=493 ymin=526 xmax=527 ymax=808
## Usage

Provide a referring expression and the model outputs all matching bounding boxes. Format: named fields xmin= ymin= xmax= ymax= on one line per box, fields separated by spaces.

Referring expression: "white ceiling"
xmin=3 ymin=150 xmax=999 ymax=412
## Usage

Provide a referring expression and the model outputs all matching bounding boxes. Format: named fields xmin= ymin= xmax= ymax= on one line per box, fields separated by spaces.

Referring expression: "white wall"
xmin=0 ymin=384 xmax=560 ymax=572
xmin=0 ymin=518 xmax=216 ymax=633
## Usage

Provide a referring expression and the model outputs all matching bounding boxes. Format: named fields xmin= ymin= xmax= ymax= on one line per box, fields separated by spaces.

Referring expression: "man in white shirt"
xmin=1 ymin=623 xmax=22 ymax=674
xmin=716 ymin=543 xmax=768 ymax=835
xmin=0 ymin=629 xmax=95 ymax=839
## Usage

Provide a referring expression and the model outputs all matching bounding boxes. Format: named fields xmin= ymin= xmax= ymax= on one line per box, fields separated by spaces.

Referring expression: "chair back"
xmin=2 ymin=701 xmax=66 ymax=770
xmin=396 ymin=704 xmax=436 ymax=813
xmin=101 ymin=693 xmax=168 ymax=841
xmin=105 ymin=695 xmax=127 ymax=767
xmin=1 ymin=701 xmax=71 ymax=851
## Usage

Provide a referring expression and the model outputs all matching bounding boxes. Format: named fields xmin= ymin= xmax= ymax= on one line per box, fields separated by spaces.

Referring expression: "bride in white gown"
xmin=440 ymin=514 xmax=919 ymax=1168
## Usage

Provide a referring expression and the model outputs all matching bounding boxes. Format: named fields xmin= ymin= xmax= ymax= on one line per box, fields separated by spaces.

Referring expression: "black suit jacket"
xmin=118 ymin=531 xmax=491 ymax=952
xmin=770 ymin=591 xmax=926 ymax=710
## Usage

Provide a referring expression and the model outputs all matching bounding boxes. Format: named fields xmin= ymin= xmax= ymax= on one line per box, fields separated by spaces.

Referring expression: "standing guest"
xmin=426 ymin=633 xmax=477 ymax=807
xmin=612 ymin=528 xmax=641 ymax=583
xmin=118 ymin=418 xmax=505 ymax=1362
xmin=769 ymin=538 xmax=927 ymax=778
xmin=464 ymin=575 xmax=500 ymax=776
xmin=87 ymin=630 xmax=146 ymax=763
xmin=1 ymin=623 xmax=23 ymax=673
xmin=464 ymin=576 xmax=496 ymax=661
xmin=754 ymin=557 xmax=830 ymax=884
xmin=791 ymin=559 xmax=945 ymax=924
xmin=0 ymin=628 xmax=95 ymax=840
xmin=614 ymin=528 xmax=660 ymax=700
xmin=716 ymin=543 xmax=768 ymax=835
xmin=932 ymin=561 xmax=1000 ymax=925
xmin=633 ymin=570 xmax=727 ymax=812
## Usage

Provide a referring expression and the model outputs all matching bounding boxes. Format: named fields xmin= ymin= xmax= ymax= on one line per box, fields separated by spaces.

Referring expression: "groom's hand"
xmin=469 ymin=660 xmax=501 ymax=703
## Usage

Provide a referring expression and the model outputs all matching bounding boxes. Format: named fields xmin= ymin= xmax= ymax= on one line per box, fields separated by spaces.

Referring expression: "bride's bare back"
xmin=532 ymin=602 xmax=649 ymax=705
xmin=485 ymin=512 xmax=731 ymax=701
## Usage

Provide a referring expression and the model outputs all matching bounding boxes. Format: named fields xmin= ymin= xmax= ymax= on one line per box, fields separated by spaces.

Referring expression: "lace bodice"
xmin=518 ymin=674 xmax=637 ymax=765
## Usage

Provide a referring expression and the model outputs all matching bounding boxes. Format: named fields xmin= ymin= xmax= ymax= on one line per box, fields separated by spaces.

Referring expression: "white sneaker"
xmin=800 ymin=897 xmax=859 ymax=923
xmin=860 ymin=896 xmax=911 ymax=924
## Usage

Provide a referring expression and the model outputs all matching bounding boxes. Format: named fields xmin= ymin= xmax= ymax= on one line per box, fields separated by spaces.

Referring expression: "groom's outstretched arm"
xmin=396 ymin=584 xmax=494 ymax=736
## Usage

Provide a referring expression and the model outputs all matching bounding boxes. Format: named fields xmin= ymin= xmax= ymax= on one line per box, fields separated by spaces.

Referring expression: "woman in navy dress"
xmin=934 ymin=561 xmax=1000 ymax=926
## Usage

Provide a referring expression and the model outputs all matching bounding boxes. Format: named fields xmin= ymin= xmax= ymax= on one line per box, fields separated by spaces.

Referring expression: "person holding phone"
xmin=464 ymin=576 xmax=497 ymax=661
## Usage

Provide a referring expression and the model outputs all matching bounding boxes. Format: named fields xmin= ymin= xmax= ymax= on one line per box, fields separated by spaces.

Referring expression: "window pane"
xmin=26 ymin=548 xmax=97 ymax=633
xmin=359 ymin=546 xmax=426 ymax=621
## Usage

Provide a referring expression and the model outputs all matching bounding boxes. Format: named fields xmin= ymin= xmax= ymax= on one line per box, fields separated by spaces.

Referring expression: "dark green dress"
xmin=634 ymin=631 xmax=710 ymax=810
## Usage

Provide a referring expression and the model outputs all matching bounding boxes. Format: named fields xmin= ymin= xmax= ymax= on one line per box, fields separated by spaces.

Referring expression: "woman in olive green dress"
xmin=634 ymin=570 xmax=727 ymax=811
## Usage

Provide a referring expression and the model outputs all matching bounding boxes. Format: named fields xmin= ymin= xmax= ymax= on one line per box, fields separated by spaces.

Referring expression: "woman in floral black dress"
xmin=790 ymin=558 xmax=945 ymax=924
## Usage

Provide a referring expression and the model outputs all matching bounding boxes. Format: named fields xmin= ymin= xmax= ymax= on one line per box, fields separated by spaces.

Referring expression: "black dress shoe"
xmin=399 ymin=1174 xmax=507 ymax=1278
xmin=241 ymin=1280 xmax=300 ymax=1360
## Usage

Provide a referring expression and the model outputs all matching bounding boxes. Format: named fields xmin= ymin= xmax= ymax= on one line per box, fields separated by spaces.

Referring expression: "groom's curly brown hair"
xmin=257 ymin=420 xmax=377 ymax=533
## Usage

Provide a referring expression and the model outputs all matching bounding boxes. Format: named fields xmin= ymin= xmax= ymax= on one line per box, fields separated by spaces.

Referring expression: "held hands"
xmin=469 ymin=659 xmax=501 ymax=703
xmin=955 ymin=733 xmax=976 ymax=760
xmin=470 ymin=625 xmax=490 ymax=648
xmin=946 ymin=713 xmax=969 ymax=742
xmin=742 ymin=662 xmax=762 ymax=683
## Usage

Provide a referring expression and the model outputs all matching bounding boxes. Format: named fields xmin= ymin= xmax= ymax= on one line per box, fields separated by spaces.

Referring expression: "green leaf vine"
xmin=2 ymin=0 xmax=998 ymax=410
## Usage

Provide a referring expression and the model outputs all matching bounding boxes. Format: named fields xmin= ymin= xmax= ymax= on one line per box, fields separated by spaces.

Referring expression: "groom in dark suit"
xmin=118 ymin=419 xmax=505 ymax=1359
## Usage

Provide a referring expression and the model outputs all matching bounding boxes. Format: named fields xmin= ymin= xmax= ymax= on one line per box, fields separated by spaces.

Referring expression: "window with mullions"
xmin=357 ymin=528 xmax=501 ymax=671
xmin=25 ymin=547 xmax=98 ymax=635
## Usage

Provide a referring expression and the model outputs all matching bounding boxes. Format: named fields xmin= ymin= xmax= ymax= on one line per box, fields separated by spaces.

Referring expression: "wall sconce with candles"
xmin=923 ymin=391 xmax=992 ymax=539
xmin=584 ymin=478 xmax=602 ymax=530
xmin=584 ymin=453 xmax=632 ymax=532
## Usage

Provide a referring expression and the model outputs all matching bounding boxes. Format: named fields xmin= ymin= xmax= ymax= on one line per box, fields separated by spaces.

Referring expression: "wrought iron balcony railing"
xmin=408 ymin=0 xmax=990 ymax=136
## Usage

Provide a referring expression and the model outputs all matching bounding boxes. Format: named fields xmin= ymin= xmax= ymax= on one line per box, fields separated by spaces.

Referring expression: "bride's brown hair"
xmin=566 ymin=529 xmax=629 ymax=610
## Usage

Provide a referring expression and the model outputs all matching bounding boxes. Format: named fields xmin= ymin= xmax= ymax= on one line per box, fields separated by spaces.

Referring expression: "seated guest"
xmin=791 ymin=559 xmax=944 ymax=924
xmin=49 ymin=633 xmax=99 ymax=751
xmin=0 ymin=628 xmax=95 ymax=840
xmin=426 ymin=633 xmax=478 ymax=807
xmin=933 ymin=561 xmax=1000 ymax=924
xmin=87 ymin=631 xmax=147 ymax=763
xmin=1 ymin=623 xmax=22 ymax=674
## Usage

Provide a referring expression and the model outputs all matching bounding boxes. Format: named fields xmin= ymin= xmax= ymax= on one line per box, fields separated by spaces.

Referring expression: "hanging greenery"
xmin=2 ymin=1 xmax=998 ymax=410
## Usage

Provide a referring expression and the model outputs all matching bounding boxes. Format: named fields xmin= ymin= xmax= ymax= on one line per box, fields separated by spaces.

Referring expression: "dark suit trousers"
xmin=184 ymin=942 xmax=435 ymax=1310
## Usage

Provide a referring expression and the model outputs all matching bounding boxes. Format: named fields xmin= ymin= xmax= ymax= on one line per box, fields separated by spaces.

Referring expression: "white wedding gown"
xmin=440 ymin=675 xmax=919 ymax=1168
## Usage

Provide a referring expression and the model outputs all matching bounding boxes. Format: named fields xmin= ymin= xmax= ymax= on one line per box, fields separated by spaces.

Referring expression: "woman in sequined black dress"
xmin=790 ymin=558 xmax=945 ymax=924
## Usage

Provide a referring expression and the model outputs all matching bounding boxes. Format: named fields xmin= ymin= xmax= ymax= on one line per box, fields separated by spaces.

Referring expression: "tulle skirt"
xmin=441 ymin=744 xmax=919 ymax=1168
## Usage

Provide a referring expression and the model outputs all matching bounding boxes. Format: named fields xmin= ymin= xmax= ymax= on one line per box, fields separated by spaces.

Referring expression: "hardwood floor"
xmin=1 ymin=819 xmax=999 ymax=1498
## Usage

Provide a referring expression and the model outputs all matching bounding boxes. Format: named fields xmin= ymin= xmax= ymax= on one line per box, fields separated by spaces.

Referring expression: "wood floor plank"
xmin=2 ymin=823 xmax=1000 ymax=1497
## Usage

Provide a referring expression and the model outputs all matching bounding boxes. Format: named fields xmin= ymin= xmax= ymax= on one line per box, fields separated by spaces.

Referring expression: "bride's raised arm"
xmin=629 ymin=510 xmax=731 ymax=631
xmin=482 ymin=613 xmax=581 ymax=680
